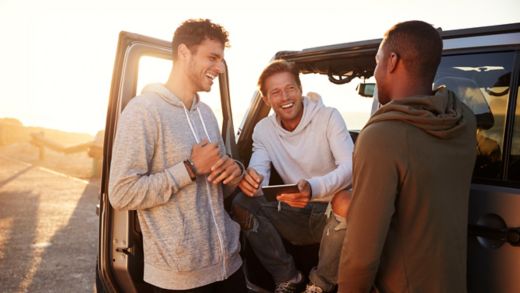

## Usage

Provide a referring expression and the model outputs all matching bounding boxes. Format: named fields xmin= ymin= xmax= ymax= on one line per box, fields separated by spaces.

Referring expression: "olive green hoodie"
xmin=339 ymin=87 xmax=477 ymax=293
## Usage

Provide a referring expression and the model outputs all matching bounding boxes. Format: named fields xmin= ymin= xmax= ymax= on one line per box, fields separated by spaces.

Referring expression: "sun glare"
xmin=0 ymin=0 xmax=518 ymax=137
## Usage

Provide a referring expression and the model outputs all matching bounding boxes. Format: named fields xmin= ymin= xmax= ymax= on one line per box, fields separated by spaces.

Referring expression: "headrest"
xmin=434 ymin=76 xmax=494 ymax=130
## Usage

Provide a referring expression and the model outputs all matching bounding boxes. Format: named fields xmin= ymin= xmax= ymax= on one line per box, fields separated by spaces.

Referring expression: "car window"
xmin=434 ymin=51 xmax=516 ymax=181
xmin=137 ymin=56 xmax=223 ymax=131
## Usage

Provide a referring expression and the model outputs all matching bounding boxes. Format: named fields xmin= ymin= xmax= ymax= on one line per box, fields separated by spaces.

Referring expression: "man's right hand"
xmin=238 ymin=168 xmax=263 ymax=197
xmin=191 ymin=140 xmax=221 ymax=175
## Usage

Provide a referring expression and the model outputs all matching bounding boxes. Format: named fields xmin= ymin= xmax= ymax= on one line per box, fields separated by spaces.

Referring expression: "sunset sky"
xmin=0 ymin=0 xmax=518 ymax=135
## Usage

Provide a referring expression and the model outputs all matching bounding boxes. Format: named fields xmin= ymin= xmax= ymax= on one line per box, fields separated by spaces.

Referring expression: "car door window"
xmin=434 ymin=51 xmax=516 ymax=181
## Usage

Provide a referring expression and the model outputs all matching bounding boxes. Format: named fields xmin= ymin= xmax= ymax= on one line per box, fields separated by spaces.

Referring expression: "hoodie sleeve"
xmin=248 ymin=124 xmax=272 ymax=189
xmin=338 ymin=122 xmax=402 ymax=292
xmin=108 ymin=101 xmax=193 ymax=210
xmin=307 ymin=109 xmax=354 ymax=200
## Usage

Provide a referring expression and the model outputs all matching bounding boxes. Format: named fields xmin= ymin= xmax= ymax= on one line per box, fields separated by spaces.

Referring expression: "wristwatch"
xmin=183 ymin=159 xmax=197 ymax=181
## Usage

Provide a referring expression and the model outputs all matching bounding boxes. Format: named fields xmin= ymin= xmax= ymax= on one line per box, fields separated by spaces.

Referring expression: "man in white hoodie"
xmin=109 ymin=19 xmax=246 ymax=292
xmin=233 ymin=60 xmax=354 ymax=293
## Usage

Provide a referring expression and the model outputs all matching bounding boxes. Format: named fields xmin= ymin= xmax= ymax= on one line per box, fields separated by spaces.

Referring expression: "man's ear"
xmin=261 ymin=95 xmax=271 ymax=107
xmin=178 ymin=44 xmax=190 ymax=60
xmin=388 ymin=52 xmax=399 ymax=73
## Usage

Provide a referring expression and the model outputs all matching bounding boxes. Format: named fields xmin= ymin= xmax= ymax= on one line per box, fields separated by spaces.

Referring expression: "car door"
xmin=433 ymin=27 xmax=520 ymax=291
xmin=96 ymin=31 xmax=237 ymax=293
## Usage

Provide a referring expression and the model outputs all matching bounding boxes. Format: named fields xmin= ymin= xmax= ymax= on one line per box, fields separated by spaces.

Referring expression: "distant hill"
xmin=0 ymin=118 xmax=95 ymax=146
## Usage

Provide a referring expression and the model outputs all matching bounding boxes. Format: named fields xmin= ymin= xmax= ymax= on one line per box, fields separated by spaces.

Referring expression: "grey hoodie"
xmin=249 ymin=96 xmax=354 ymax=202
xmin=108 ymin=84 xmax=242 ymax=290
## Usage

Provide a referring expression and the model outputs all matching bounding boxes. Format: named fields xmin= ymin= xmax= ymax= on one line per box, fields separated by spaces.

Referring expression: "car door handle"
xmin=115 ymin=246 xmax=135 ymax=255
xmin=469 ymin=224 xmax=520 ymax=246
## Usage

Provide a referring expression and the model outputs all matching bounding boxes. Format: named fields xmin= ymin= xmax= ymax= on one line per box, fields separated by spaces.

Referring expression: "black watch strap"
xmin=183 ymin=159 xmax=197 ymax=181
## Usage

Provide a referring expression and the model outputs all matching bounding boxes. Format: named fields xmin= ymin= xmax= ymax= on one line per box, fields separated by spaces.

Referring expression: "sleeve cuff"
xmin=307 ymin=178 xmax=322 ymax=200
xmin=227 ymin=159 xmax=246 ymax=186
xmin=166 ymin=161 xmax=195 ymax=190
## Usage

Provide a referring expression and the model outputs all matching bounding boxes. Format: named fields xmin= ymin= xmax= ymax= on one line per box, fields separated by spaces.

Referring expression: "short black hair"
xmin=172 ymin=19 xmax=229 ymax=60
xmin=257 ymin=60 xmax=301 ymax=97
xmin=383 ymin=20 xmax=442 ymax=82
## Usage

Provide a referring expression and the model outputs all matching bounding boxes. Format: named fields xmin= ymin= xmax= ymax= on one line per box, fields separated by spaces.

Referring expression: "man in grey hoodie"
xmin=338 ymin=21 xmax=477 ymax=293
xmin=233 ymin=60 xmax=354 ymax=293
xmin=108 ymin=19 xmax=246 ymax=292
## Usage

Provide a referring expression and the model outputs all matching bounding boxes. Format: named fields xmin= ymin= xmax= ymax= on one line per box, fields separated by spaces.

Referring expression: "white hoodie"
xmin=249 ymin=96 xmax=354 ymax=202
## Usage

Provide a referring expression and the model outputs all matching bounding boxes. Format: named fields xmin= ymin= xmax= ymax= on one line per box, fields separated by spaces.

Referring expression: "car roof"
xmin=273 ymin=22 xmax=520 ymax=83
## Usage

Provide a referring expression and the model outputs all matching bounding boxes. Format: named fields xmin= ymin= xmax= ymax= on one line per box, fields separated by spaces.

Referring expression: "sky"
xmin=0 ymin=0 xmax=519 ymax=135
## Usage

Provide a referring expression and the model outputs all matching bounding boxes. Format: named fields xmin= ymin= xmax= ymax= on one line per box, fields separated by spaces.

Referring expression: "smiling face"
xmin=185 ymin=38 xmax=225 ymax=93
xmin=263 ymin=71 xmax=304 ymax=131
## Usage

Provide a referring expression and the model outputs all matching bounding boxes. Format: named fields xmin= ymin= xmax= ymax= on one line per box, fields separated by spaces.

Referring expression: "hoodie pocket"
xmin=145 ymin=215 xmax=220 ymax=272
xmin=169 ymin=218 xmax=221 ymax=272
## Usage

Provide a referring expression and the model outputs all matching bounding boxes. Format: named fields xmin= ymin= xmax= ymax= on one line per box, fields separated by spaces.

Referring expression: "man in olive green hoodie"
xmin=338 ymin=21 xmax=477 ymax=292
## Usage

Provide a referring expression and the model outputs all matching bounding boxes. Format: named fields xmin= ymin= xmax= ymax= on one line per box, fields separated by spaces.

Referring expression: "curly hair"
xmin=172 ymin=19 xmax=229 ymax=60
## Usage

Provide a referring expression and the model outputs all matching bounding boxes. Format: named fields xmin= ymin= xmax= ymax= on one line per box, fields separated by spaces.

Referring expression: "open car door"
xmin=96 ymin=31 xmax=237 ymax=293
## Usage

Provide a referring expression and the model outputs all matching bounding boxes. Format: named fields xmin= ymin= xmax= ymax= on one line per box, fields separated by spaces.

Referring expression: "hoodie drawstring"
xmin=182 ymin=103 xmax=227 ymax=278
xmin=183 ymin=104 xmax=212 ymax=144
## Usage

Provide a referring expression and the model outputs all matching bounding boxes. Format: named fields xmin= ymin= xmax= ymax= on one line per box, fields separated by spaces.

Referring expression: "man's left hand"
xmin=276 ymin=179 xmax=311 ymax=208
xmin=208 ymin=155 xmax=242 ymax=185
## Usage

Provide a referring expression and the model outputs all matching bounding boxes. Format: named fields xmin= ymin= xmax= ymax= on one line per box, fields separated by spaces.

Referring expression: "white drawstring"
xmin=182 ymin=102 xmax=226 ymax=277
xmin=197 ymin=108 xmax=212 ymax=143
xmin=182 ymin=104 xmax=212 ymax=144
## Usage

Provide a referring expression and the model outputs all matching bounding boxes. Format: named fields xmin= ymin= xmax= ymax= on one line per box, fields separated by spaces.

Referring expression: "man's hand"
xmin=207 ymin=155 xmax=242 ymax=185
xmin=238 ymin=168 xmax=263 ymax=197
xmin=276 ymin=179 xmax=311 ymax=208
xmin=191 ymin=140 xmax=221 ymax=175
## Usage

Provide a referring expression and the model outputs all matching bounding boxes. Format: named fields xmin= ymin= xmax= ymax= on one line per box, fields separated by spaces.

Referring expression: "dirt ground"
xmin=0 ymin=143 xmax=97 ymax=180
xmin=0 ymin=140 xmax=99 ymax=292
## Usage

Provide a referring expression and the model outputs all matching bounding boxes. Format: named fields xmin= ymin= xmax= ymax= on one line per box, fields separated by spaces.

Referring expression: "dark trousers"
xmin=153 ymin=266 xmax=247 ymax=293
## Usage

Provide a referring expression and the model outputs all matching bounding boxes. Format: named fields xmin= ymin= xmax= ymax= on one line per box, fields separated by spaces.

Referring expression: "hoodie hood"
xmin=268 ymin=96 xmax=324 ymax=137
xmin=142 ymin=83 xmax=212 ymax=143
xmin=366 ymin=87 xmax=473 ymax=139
xmin=142 ymin=83 xmax=200 ymax=110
